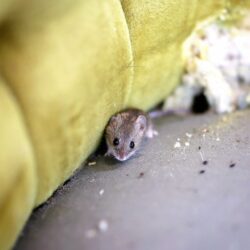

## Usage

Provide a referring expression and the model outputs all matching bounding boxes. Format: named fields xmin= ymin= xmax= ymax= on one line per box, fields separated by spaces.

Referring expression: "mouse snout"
xmin=119 ymin=149 xmax=125 ymax=158
xmin=118 ymin=148 xmax=126 ymax=160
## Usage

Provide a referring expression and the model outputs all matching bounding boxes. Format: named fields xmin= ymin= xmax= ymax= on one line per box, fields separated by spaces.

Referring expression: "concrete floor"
xmin=15 ymin=110 xmax=250 ymax=250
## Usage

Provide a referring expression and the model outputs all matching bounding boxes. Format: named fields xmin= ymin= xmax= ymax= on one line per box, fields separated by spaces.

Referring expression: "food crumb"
xmin=89 ymin=178 xmax=95 ymax=183
xmin=138 ymin=172 xmax=144 ymax=178
xmin=99 ymin=189 xmax=104 ymax=196
xmin=216 ymin=137 xmax=220 ymax=141
xmin=199 ymin=170 xmax=206 ymax=174
xmin=98 ymin=220 xmax=109 ymax=232
xmin=88 ymin=161 xmax=96 ymax=166
xmin=186 ymin=133 xmax=193 ymax=138
xmin=202 ymin=160 xmax=208 ymax=165
xmin=174 ymin=141 xmax=181 ymax=148
xmin=229 ymin=163 xmax=236 ymax=168
xmin=185 ymin=142 xmax=190 ymax=146
xmin=85 ymin=229 xmax=97 ymax=239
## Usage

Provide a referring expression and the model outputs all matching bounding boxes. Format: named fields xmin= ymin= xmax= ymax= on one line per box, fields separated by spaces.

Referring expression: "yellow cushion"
xmin=0 ymin=0 xmax=246 ymax=249
xmin=0 ymin=81 xmax=36 ymax=250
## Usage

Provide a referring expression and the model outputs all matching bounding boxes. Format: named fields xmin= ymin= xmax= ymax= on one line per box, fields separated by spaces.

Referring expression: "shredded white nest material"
xmin=98 ymin=220 xmax=109 ymax=232
xmin=164 ymin=12 xmax=250 ymax=114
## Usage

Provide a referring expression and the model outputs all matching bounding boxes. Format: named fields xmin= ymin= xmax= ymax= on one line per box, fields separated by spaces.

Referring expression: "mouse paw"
xmin=153 ymin=130 xmax=159 ymax=136
xmin=104 ymin=151 xmax=111 ymax=157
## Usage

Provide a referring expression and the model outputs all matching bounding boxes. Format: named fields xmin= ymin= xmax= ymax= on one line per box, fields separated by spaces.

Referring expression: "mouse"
xmin=105 ymin=108 xmax=158 ymax=161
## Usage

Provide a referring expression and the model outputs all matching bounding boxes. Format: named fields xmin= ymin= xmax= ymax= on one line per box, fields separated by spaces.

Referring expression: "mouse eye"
xmin=113 ymin=138 xmax=119 ymax=146
xmin=130 ymin=141 xmax=135 ymax=149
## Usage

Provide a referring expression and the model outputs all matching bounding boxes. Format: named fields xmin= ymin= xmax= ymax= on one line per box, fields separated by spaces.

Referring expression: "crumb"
xmin=177 ymin=138 xmax=180 ymax=141
xmin=138 ymin=172 xmax=144 ymax=178
xmin=216 ymin=137 xmax=220 ymax=141
xmin=202 ymin=160 xmax=208 ymax=165
xmin=202 ymin=128 xmax=209 ymax=133
xmin=174 ymin=142 xmax=181 ymax=148
xmin=98 ymin=220 xmax=109 ymax=232
xmin=99 ymin=189 xmax=104 ymax=196
xmin=185 ymin=142 xmax=190 ymax=146
xmin=85 ymin=229 xmax=97 ymax=239
xmin=229 ymin=163 xmax=236 ymax=168
xmin=198 ymin=150 xmax=206 ymax=163
xmin=199 ymin=170 xmax=206 ymax=174
xmin=88 ymin=161 xmax=96 ymax=166
xmin=186 ymin=133 xmax=193 ymax=138
xmin=198 ymin=146 xmax=201 ymax=150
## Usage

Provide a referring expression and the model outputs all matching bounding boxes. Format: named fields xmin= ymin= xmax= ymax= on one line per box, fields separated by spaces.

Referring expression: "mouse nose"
xmin=119 ymin=149 xmax=126 ymax=159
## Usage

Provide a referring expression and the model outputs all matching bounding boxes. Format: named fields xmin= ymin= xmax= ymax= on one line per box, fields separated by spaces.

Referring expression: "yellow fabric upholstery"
xmin=0 ymin=0 xmax=246 ymax=249
xmin=0 ymin=81 xmax=36 ymax=249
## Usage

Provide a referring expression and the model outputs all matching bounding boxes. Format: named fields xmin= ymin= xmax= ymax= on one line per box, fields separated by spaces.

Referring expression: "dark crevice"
xmin=191 ymin=90 xmax=210 ymax=114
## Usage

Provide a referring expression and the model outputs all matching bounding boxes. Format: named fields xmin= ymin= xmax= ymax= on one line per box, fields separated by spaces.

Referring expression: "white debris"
xmin=88 ymin=161 xmax=96 ymax=166
xmin=99 ymin=189 xmax=104 ymax=196
xmin=199 ymin=150 xmax=205 ymax=162
xmin=174 ymin=141 xmax=181 ymax=148
xmin=202 ymin=128 xmax=209 ymax=133
xmin=216 ymin=137 xmax=220 ymax=141
xmin=85 ymin=229 xmax=97 ymax=239
xmin=98 ymin=220 xmax=109 ymax=232
xmin=163 ymin=13 xmax=250 ymax=114
xmin=186 ymin=133 xmax=193 ymax=138
xmin=185 ymin=142 xmax=190 ymax=147
xmin=195 ymin=59 xmax=236 ymax=113
xmin=169 ymin=172 xmax=174 ymax=178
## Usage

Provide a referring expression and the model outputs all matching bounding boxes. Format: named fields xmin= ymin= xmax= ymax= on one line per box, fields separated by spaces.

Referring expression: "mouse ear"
xmin=109 ymin=114 xmax=122 ymax=126
xmin=136 ymin=115 xmax=147 ymax=131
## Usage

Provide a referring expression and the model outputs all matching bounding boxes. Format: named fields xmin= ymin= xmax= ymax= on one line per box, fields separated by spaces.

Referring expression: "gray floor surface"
xmin=15 ymin=110 xmax=250 ymax=250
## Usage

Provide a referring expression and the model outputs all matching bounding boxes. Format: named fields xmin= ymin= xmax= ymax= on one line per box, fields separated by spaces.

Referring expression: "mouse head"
xmin=105 ymin=113 xmax=147 ymax=161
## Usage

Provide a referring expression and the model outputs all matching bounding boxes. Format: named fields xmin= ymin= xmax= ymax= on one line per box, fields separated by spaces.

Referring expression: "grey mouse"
xmin=105 ymin=108 xmax=158 ymax=161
